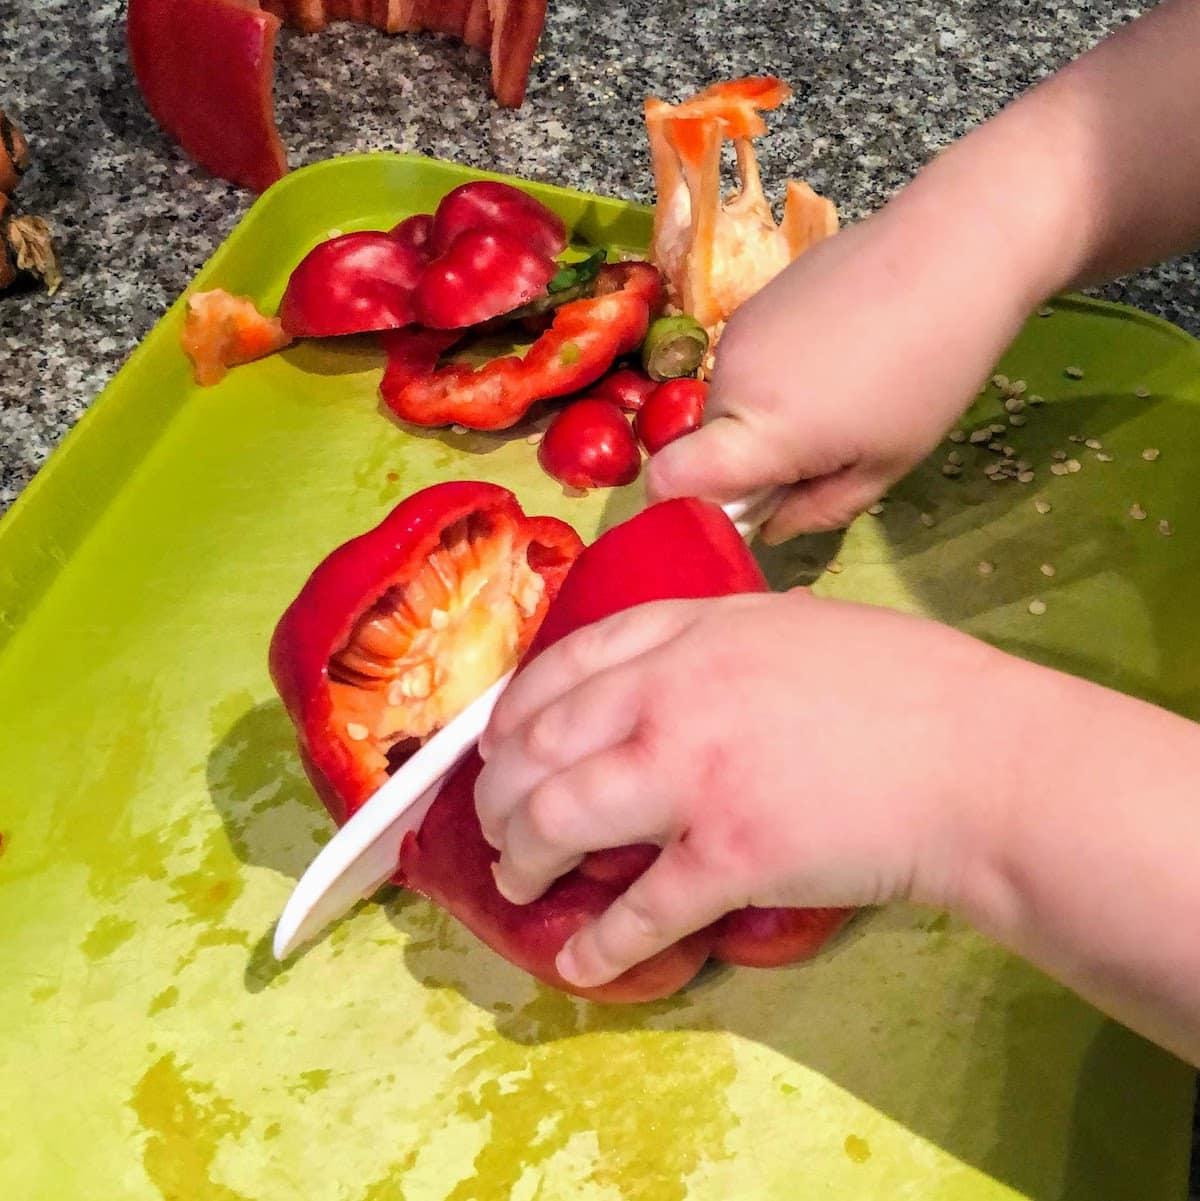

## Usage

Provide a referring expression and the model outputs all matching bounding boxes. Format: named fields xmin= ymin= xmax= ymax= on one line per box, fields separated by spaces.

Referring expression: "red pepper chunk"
xmin=397 ymin=498 xmax=852 ymax=1002
xmin=381 ymin=261 xmax=664 ymax=431
xmin=269 ymin=482 xmax=582 ymax=824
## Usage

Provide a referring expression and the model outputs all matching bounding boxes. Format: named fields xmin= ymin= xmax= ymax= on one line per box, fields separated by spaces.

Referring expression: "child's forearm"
xmin=887 ymin=0 xmax=1200 ymax=308
xmin=951 ymin=660 xmax=1200 ymax=1064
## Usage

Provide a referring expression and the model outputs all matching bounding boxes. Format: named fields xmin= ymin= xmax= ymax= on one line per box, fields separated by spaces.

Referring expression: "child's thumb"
xmin=645 ymin=414 xmax=783 ymax=507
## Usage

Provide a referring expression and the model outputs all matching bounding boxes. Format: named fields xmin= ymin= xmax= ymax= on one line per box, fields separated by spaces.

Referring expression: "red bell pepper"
xmin=397 ymin=498 xmax=852 ymax=1002
xmin=269 ymin=482 xmax=582 ymax=824
xmin=381 ymin=261 xmax=664 ymax=430
xmin=278 ymin=183 xmax=567 ymax=338
xmin=127 ymin=0 xmax=548 ymax=192
xmin=278 ymin=229 xmax=433 ymax=338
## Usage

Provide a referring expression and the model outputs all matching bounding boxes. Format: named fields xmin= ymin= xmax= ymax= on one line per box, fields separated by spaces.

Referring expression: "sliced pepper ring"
xmin=269 ymin=482 xmax=582 ymax=825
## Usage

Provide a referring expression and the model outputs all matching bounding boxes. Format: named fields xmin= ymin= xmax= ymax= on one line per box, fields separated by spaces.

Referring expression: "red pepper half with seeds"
xmin=398 ymin=498 xmax=853 ymax=1001
xmin=127 ymin=0 xmax=549 ymax=192
xmin=381 ymin=261 xmax=664 ymax=430
xmin=269 ymin=482 xmax=582 ymax=824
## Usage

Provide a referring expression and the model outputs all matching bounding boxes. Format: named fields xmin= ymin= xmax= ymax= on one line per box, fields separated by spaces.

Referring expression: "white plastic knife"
xmin=272 ymin=488 xmax=783 ymax=960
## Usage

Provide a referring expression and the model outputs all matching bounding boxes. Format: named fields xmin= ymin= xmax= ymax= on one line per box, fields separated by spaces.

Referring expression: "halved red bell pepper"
xmin=127 ymin=0 xmax=548 ymax=192
xmin=381 ymin=261 xmax=664 ymax=430
xmin=269 ymin=482 xmax=582 ymax=824
xmin=397 ymin=498 xmax=852 ymax=1002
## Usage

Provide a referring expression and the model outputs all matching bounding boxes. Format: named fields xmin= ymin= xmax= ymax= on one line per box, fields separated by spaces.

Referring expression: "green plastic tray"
xmin=0 ymin=153 xmax=1194 ymax=1201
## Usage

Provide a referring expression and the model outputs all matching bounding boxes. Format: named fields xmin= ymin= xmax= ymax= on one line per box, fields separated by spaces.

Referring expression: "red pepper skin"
xmin=399 ymin=498 xmax=851 ymax=1001
xmin=279 ymin=230 xmax=433 ymax=338
xmin=537 ymin=399 xmax=642 ymax=490
xmin=430 ymin=181 xmax=567 ymax=260
xmin=414 ymin=229 xmax=558 ymax=331
xmin=636 ymin=377 xmax=709 ymax=454
xmin=590 ymin=367 xmax=658 ymax=413
xmin=127 ymin=0 xmax=287 ymax=194
xmin=381 ymin=261 xmax=664 ymax=430
xmin=390 ymin=213 xmax=434 ymax=255
xmin=129 ymin=3 xmax=548 ymax=192
xmin=269 ymin=482 xmax=582 ymax=825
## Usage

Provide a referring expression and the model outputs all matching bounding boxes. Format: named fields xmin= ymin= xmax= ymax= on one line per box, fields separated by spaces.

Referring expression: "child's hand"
xmin=648 ymin=202 xmax=1053 ymax=543
xmin=475 ymin=591 xmax=1015 ymax=988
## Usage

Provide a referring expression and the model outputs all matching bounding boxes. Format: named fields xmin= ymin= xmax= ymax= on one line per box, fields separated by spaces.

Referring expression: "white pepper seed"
xmin=1085 ymin=438 xmax=1103 ymax=450
xmin=1040 ymin=563 xmax=1056 ymax=577
xmin=970 ymin=429 xmax=992 ymax=444
xmin=346 ymin=722 xmax=370 ymax=741
xmin=977 ymin=560 xmax=995 ymax=576
xmin=920 ymin=512 xmax=935 ymax=527
xmin=1004 ymin=397 xmax=1025 ymax=414
xmin=1130 ymin=503 xmax=1148 ymax=521
xmin=947 ymin=450 xmax=964 ymax=466
xmin=1029 ymin=394 xmax=1046 ymax=406
xmin=1003 ymin=445 xmax=1017 ymax=456
xmin=1065 ymin=366 xmax=1085 ymax=380
xmin=1066 ymin=459 xmax=1082 ymax=473
xmin=526 ymin=431 xmax=544 ymax=445
xmin=1068 ymin=435 xmax=1083 ymax=444
xmin=992 ymin=374 xmax=1009 ymax=390
xmin=1035 ymin=499 xmax=1052 ymax=514
xmin=1142 ymin=448 xmax=1160 ymax=461
xmin=826 ymin=560 xmax=844 ymax=575
xmin=1050 ymin=463 xmax=1069 ymax=476
xmin=451 ymin=424 xmax=470 ymax=435
xmin=1028 ymin=599 xmax=1047 ymax=616
xmin=1134 ymin=386 xmax=1150 ymax=399
xmin=942 ymin=464 xmax=963 ymax=478
xmin=1009 ymin=414 xmax=1028 ymax=427
xmin=949 ymin=429 xmax=967 ymax=443
xmin=1096 ymin=452 xmax=1114 ymax=462
xmin=1010 ymin=380 xmax=1028 ymax=396
xmin=990 ymin=423 xmax=1008 ymax=436
xmin=1018 ymin=470 xmax=1036 ymax=483
xmin=1052 ymin=449 xmax=1067 ymax=461
xmin=1037 ymin=305 xmax=1054 ymax=318
xmin=988 ymin=441 xmax=1005 ymax=453
xmin=1158 ymin=519 xmax=1173 ymax=536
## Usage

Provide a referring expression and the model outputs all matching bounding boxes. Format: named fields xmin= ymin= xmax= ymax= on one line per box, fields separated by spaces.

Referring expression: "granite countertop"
xmin=2 ymin=0 xmax=1198 ymax=511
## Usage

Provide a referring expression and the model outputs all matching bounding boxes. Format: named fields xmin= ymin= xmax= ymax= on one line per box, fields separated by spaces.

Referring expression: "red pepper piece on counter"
xmin=381 ymin=261 xmax=664 ymax=430
xmin=429 ymin=180 xmax=567 ymax=260
xmin=414 ymin=228 xmax=558 ymax=330
xmin=128 ymin=1 xmax=548 ymax=192
xmin=278 ymin=230 xmax=433 ymax=338
xmin=537 ymin=399 xmax=641 ymax=490
xmin=397 ymin=498 xmax=852 ymax=1002
xmin=181 ymin=288 xmax=293 ymax=386
xmin=590 ymin=366 xmax=658 ymax=413
xmin=635 ymin=377 xmax=708 ymax=453
xmin=269 ymin=482 xmax=582 ymax=824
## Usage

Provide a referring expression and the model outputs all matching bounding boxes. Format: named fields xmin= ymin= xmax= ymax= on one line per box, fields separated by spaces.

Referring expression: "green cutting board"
xmin=0 ymin=154 xmax=1193 ymax=1201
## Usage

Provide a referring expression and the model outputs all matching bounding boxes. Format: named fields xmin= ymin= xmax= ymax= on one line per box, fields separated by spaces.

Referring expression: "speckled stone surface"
xmin=3 ymin=0 xmax=1199 ymax=511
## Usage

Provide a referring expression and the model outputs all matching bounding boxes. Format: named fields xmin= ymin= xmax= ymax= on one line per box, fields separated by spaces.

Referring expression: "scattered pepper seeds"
xmin=1028 ymin=599 xmax=1047 ymax=616
xmin=919 ymin=512 xmax=935 ymax=528
xmin=1018 ymin=470 xmax=1035 ymax=483
xmin=947 ymin=450 xmax=964 ymax=466
xmin=1035 ymin=498 xmax=1052 ymax=514
xmin=1040 ymin=563 xmax=1056 ymax=577
xmin=1142 ymin=448 xmax=1160 ymax=461
xmin=1052 ymin=449 xmax=1067 ymax=461
xmin=1029 ymin=393 xmax=1046 ymax=406
xmin=1064 ymin=366 xmax=1085 ymax=380
xmin=977 ymin=560 xmax=995 ymax=576
xmin=1037 ymin=305 xmax=1054 ymax=318
xmin=867 ymin=502 xmax=885 ymax=516
xmin=1009 ymin=414 xmax=1028 ymax=427
xmin=1050 ymin=463 xmax=1069 ymax=476
xmin=1085 ymin=438 xmax=1103 ymax=450
xmin=1134 ymin=385 xmax=1150 ymax=399
xmin=992 ymin=373 xmax=1009 ymax=389
xmin=1004 ymin=396 xmax=1025 ymax=414
xmin=1096 ymin=452 xmax=1114 ymax=462
xmin=949 ymin=429 xmax=967 ymax=443
xmin=826 ymin=560 xmax=844 ymax=574
xmin=942 ymin=463 xmax=963 ymax=478
xmin=1066 ymin=458 xmax=1082 ymax=473
xmin=1158 ymin=519 xmax=1173 ymax=536
xmin=1130 ymin=503 xmax=1148 ymax=521
xmin=969 ymin=429 xmax=992 ymax=444
xmin=526 ymin=431 xmax=544 ymax=445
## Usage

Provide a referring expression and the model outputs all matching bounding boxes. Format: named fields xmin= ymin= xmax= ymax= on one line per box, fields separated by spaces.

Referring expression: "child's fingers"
xmin=761 ymin=466 xmax=888 ymax=542
xmin=480 ymin=601 xmax=694 ymax=760
xmin=555 ymin=842 xmax=743 ymax=988
xmin=489 ymin=743 xmax=673 ymax=904
xmin=475 ymin=663 xmax=651 ymax=846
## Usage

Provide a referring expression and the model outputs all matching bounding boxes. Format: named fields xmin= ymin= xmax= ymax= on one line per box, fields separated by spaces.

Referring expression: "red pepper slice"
xmin=181 ymin=288 xmax=293 ymax=385
xmin=128 ymin=1 xmax=549 ymax=192
xmin=269 ymin=482 xmax=582 ymax=824
xmin=279 ymin=229 xmax=433 ymax=338
xmin=429 ymin=181 xmax=567 ymax=259
xmin=398 ymin=498 xmax=851 ymax=1002
xmin=381 ymin=261 xmax=664 ymax=430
